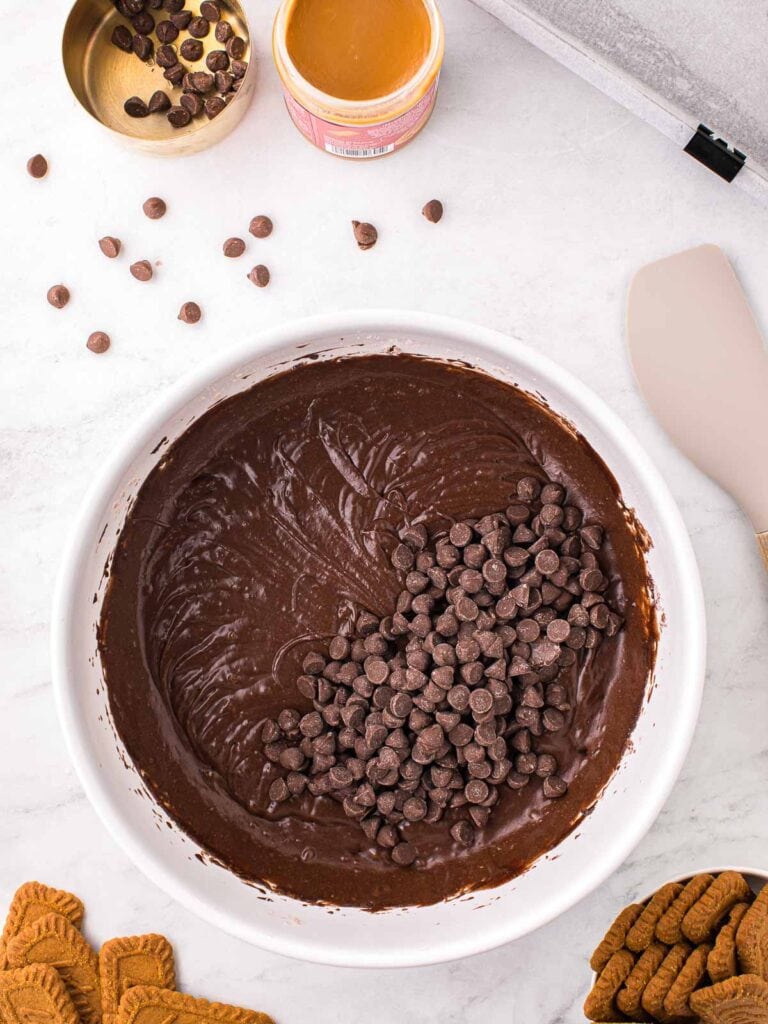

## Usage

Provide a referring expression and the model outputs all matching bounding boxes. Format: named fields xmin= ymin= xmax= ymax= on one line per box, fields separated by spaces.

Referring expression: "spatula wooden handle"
xmin=758 ymin=533 xmax=768 ymax=572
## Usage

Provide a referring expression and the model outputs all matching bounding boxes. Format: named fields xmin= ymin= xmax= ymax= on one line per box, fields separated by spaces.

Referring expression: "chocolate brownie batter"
xmin=99 ymin=354 xmax=655 ymax=909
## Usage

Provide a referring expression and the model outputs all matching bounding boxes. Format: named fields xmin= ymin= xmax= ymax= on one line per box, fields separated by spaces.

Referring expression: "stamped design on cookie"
xmin=5 ymin=912 xmax=102 ymax=1024
xmin=626 ymin=883 xmax=683 ymax=953
xmin=584 ymin=949 xmax=635 ymax=1022
xmin=709 ymin=903 xmax=750 ymax=984
xmin=656 ymin=873 xmax=714 ymax=945
xmin=663 ymin=942 xmax=711 ymax=1019
xmin=737 ymin=886 xmax=768 ymax=979
xmin=615 ymin=941 xmax=666 ymax=1020
xmin=0 ymin=883 xmax=84 ymax=970
xmin=0 ymin=964 xmax=80 ymax=1024
xmin=641 ymin=942 xmax=692 ymax=1022
xmin=682 ymin=871 xmax=752 ymax=945
xmin=100 ymin=935 xmax=176 ymax=1024
xmin=117 ymin=986 xmax=275 ymax=1024
xmin=690 ymin=973 xmax=768 ymax=1024
xmin=590 ymin=904 xmax=644 ymax=974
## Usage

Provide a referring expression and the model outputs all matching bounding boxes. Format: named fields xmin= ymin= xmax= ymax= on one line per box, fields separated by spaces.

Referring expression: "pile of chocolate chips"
xmin=261 ymin=475 xmax=624 ymax=867
xmin=111 ymin=0 xmax=248 ymax=127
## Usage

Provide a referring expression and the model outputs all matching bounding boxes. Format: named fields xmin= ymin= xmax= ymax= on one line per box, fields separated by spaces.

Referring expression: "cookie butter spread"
xmin=99 ymin=354 xmax=656 ymax=910
xmin=284 ymin=0 xmax=431 ymax=101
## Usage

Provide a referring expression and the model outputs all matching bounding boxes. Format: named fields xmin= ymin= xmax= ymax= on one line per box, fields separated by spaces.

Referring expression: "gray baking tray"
xmin=472 ymin=0 xmax=768 ymax=201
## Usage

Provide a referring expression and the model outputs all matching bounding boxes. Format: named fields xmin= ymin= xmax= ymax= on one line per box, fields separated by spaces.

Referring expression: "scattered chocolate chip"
xmin=178 ymin=301 xmax=201 ymax=324
xmin=98 ymin=236 xmax=121 ymax=258
xmin=86 ymin=331 xmax=111 ymax=354
xmin=180 ymin=37 xmax=204 ymax=61
xmin=201 ymin=0 xmax=221 ymax=19
xmin=167 ymin=104 xmax=192 ymax=127
xmin=130 ymin=259 xmax=153 ymax=282
xmin=215 ymin=19 xmax=233 ymax=42
xmin=352 ymin=220 xmax=377 ymax=250
xmin=26 ymin=154 xmax=48 ymax=178
xmin=249 ymin=215 xmax=273 ymax=239
xmin=223 ymin=237 xmax=245 ymax=258
xmin=542 ymin=775 xmax=568 ymax=799
xmin=143 ymin=196 xmax=167 ymax=220
xmin=247 ymin=264 xmax=270 ymax=288
xmin=148 ymin=90 xmax=172 ymax=114
xmin=163 ymin=0 xmax=184 ymax=10
xmin=204 ymin=96 xmax=226 ymax=118
xmin=422 ymin=199 xmax=443 ymax=223
xmin=187 ymin=15 xmax=210 ymax=37
xmin=230 ymin=58 xmax=247 ymax=78
xmin=124 ymin=96 xmax=149 ymax=118
xmin=111 ymin=24 xmax=133 ymax=52
xmin=132 ymin=33 xmax=153 ymax=60
xmin=226 ymin=35 xmax=246 ymax=59
xmin=47 ymin=285 xmax=70 ymax=309
xmin=156 ymin=19 xmax=179 ymax=42
xmin=180 ymin=92 xmax=203 ymax=116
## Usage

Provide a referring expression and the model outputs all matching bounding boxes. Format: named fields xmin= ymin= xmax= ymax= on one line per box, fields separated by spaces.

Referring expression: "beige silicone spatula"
xmin=627 ymin=243 xmax=768 ymax=570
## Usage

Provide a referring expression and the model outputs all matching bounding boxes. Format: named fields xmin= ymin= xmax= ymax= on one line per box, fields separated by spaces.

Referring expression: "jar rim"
xmin=272 ymin=0 xmax=444 ymax=120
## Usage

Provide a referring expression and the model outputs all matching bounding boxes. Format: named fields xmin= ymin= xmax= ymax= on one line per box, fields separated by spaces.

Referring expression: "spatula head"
xmin=627 ymin=244 xmax=768 ymax=533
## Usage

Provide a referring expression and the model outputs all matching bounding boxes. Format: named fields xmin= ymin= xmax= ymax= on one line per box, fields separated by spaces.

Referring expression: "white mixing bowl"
xmin=51 ymin=311 xmax=705 ymax=967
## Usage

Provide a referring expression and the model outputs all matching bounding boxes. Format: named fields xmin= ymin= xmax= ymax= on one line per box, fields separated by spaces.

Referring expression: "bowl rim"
xmin=50 ymin=309 xmax=707 ymax=967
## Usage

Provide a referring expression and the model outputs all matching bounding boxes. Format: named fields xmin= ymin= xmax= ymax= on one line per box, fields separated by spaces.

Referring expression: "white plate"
xmin=51 ymin=310 xmax=706 ymax=968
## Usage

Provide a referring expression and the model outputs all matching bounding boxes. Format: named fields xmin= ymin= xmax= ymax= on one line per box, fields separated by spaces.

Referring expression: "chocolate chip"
xmin=391 ymin=842 xmax=416 ymax=866
xmin=155 ymin=43 xmax=178 ymax=67
xmin=98 ymin=236 xmax=121 ymax=258
xmin=180 ymin=37 xmax=204 ymax=60
xmin=132 ymin=10 xmax=156 ymax=32
xmin=215 ymin=19 xmax=234 ymax=42
xmin=204 ymin=96 xmax=226 ymax=118
xmin=111 ymin=25 xmax=133 ymax=51
xmin=215 ymin=70 xmax=235 ymax=93
xmin=130 ymin=259 xmax=153 ymax=281
xmin=148 ymin=90 xmax=172 ymax=113
xmin=352 ymin=220 xmax=377 ymax=250
xmin=156 ymin=19 xmax=179 ymax=42
xmin=143 ymin=196 xmax=167 ymax=220
xmin=201 ymin=0 xmax=221 ymax=18
xmin=231 ymin=58 xmax=247 ymax=78
xmin=45 ymin=284 xmax=70 ymax=310
xmin=226 ymin=35 xmax=246 ymax=59
xmin=167 ymin=104 xmax=192 ymax=127
xmin=188 ymin=15 xmax=210 ymax=36
xmin=206 ymin=48 xmax=229 ymax=71
xmin=450 ymin=821 xmax=474 ymax=846
xmin=170 ymin=10 xmax=192 ymax=28
xmin=86 ymin=331 xmax=111 ymax=354
xmin=124 ymin=96 xmax=149 ymax=118
xmin=163 ymin=0 xmax=184 ymax=11
xmin=542 ymin=775 xmax=568 ymax=799
xmin=132 ymin=33 xmax=153 ymax=60
xmin=180 ymin=92 xmax=204 ymax=116
xmin=187 ymin=70 xmax=214 ymax=93
xmin=163 ymin=63 xmax=186 ymax=85
xmin=247 ymin=264 xmax=270 ymax=288
xmin=422 ymin=199 xmax=443 ymax=223
xmin=223 ymin=237 xmax=245 ymax=258
xmin=178 ymin=301 xmax=201 ymax=324
xmin=249 ymin=215 xmax=273 ymax=239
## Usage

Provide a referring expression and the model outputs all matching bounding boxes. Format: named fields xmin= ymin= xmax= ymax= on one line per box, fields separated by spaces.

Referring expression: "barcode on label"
xmin=324 ymin=141 xmax=395 ymax=158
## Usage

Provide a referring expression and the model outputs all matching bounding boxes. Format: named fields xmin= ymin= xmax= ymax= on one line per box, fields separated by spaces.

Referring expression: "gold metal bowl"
xmin=63 ymin=0 xmax=256 ymax=155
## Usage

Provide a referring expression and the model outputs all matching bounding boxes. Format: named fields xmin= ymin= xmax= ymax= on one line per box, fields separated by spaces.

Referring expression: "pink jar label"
xmin=282 ymin=78 xmax=439 ymax=158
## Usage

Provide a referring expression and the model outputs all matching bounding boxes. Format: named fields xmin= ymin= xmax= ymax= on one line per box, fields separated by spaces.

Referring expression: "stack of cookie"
xmin=0 ymin=881 xmax=275 ymax=1024
xmin=584 ymin=871 xmax=768 ymax=1022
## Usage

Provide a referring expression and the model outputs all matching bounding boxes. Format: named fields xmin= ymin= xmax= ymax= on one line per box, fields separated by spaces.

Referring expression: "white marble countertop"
xmin=2 ymin=1 xmax=767 ymax=1021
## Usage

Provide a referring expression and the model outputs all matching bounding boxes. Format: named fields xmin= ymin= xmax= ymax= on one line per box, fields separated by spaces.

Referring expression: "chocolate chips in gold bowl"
xmin=585 ymin=868 xmax=768 ymax=1023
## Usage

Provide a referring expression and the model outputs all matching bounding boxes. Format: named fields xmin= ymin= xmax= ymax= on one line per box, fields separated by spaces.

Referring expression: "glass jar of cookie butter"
xmin=273 ymin=0 xmax=444 ymax=158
